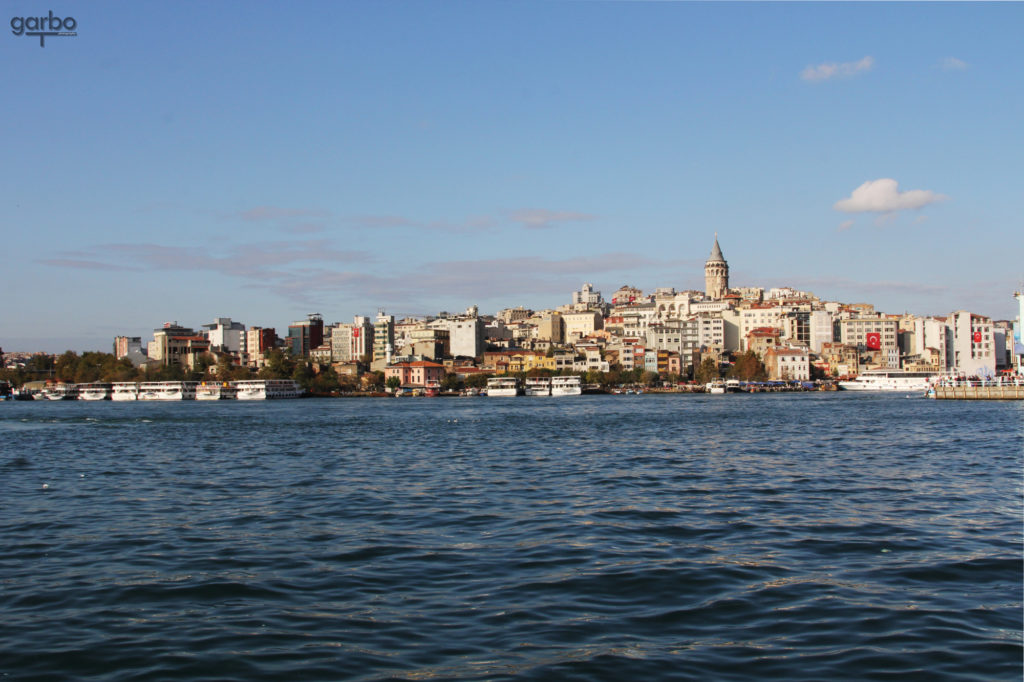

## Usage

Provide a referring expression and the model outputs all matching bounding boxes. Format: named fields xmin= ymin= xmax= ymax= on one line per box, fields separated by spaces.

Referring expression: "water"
xmin=1 ymin=394 xmax=1021 ymax=681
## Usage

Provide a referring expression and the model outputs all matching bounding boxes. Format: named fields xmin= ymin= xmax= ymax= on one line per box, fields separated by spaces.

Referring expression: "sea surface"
xmin=1 ymin=394 xmax=1021 ymax=681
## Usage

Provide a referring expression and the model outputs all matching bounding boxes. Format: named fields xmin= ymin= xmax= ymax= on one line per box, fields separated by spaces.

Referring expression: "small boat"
xmin=42 ymin=384 xmax=79 ymax=400
xmin=524 ymin=377 xmax=552 ymax=396
xmin=705 ymin=381 xmax=726 ymax=394
xmin=77 ymin=383 xmax=113 ymax=400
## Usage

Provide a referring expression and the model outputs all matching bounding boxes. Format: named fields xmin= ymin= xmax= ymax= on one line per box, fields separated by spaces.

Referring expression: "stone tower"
xmin=704 ymin=233 xmax=729 ymax=300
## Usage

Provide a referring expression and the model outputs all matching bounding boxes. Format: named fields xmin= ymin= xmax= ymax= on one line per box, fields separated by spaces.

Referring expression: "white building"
xmin=948 ymin=310 xmax=996 ymax=376
xmin=203 ymin=317 xmax=246 ymax=354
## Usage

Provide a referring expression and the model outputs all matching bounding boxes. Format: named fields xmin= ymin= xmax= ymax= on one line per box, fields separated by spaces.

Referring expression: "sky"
xmin=2 ymin=1 xmax=1022 ymax=352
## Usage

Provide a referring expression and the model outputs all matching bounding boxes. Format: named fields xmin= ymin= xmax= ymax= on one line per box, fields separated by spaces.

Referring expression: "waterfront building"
xmin=497 ymin=306 xmax=533 ymax=324
xmin=820 ymin=342 xmax=860 ymax=377
xmin=836 ymin=317 xmax=899 ymax=369
xmin=740 ymin=305 xmax=785 ymax=351
xmin=384 ymin=360 xmax=446 ymax=389
xmin=288 ymin=314 xmax=324 ymax=357
xmin=948 ymin=310 xmax=996 ymax=376
xmin=147 ymin=323 xmax=210 ymax=369
xmin=782 ymin=310 xmax=834 ymax=354
xmin=571 ymin=283 xmax=604 ymax=309
xmin=746 ymin=327 xmax=783 ymax=359
xmin=113 ymin=336 xmax=142 ymax=359
xmin=764 ymin=347 xmax=811 ymax=381
xmin=202 ymin=318 xmax=246 ymax=354
xmin=562 ymin=311 xmax=604 ymax=343
xmin=372 ymin=311 xmax=395 ymax=370
xmin=330 ymin=316 xmax=373 ymax=364
xmin=434 ymin=314 xmax=485 ymax=359
xmin=244 ymin=327 xmax=277 ymax=368
xmin=704 ymin=234 xmax=729 ymax=300
xmin=611 ymin=285 xmax=646 ymax=306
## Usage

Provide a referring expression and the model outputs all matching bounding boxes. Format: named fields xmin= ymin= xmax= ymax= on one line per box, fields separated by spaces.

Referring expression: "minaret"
xmin=704 ymin=233 xmax=729 ymax=300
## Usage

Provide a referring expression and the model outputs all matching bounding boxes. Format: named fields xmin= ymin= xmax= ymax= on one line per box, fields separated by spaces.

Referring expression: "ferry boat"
xmin=550 ymin=376 xmax=582 ymax=396
xmin=41 ymin=384 xmax=79 ymax=400
xmin=524 ymin=377 xmax=552 ymax=396
xmin=138 ymin=381 xmax=198 ymax=401
xmin=232 ymin=379 xmax=303 ymax=400
xmin=77 ymin=383 xmax=112 ymax=400
xmin=485 ymin=377 xmax=520 ymax=397
xmin=111 ymin=382 xmax=140 ymax=401
xmin=838 ymin=369 xmax=939 ymax=392
xmin=196 ymin=381 xmax=237 ymax=400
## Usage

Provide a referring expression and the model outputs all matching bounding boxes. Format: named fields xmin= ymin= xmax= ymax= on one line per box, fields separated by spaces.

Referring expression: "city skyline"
xmin=3 ymin=2 xmax=1021 ymax=352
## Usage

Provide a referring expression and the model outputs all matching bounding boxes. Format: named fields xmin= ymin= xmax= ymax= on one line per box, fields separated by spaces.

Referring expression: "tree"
xmin=695 ymin=357 xmax=720 ymax=385
xmin=441 ymin=373 xmax=463 ymax=392
xmin=727 ymin=351 xmax=767 ymax=381
xmin=465 ymin=373 xmax=491 ymax=389
xmin=386 ymin=376 xmax=402 ymax=392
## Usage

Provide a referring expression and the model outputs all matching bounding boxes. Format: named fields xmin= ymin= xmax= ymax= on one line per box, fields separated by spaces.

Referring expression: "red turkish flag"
xmin=973 ymin=331 xmax=982 ymax=343
xmin=353 ymin=329 xmax=360 ymax=338
xmin=865 ymin=332 xmax=881 ymax=350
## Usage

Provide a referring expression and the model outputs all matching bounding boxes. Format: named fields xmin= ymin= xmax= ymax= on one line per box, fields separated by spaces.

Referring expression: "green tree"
xmin=441 ymin=373 xmax=463 ymax=392
xmin=695 ymin=357 xmax=720 ymax=385
xmin=385 ymin=375 xmax=402 ymax=392
xmin=55 ymin=351 xmax=79 ymax=383
xmin=465 ymin=373 xmax=491 ymax=389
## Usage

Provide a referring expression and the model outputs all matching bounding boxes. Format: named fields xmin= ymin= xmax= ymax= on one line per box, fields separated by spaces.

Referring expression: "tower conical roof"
xmin=708 ymin=233 xmax=725 ymax=262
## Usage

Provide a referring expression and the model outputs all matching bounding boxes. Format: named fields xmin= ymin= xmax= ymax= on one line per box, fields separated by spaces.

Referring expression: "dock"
xmin=932 ymin=384 xmax=1024 ymax=400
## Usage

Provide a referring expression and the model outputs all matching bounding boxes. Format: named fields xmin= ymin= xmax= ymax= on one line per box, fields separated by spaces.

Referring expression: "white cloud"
xmin=833 ymin=178 xmax=948 ymax=214
xmin=838 ymin=220 xmax=855 ymax=232
xmin=801 ymin=56 xmax=874 ymax=82
xmin=941 ymin=57 xmax=968 ymax=71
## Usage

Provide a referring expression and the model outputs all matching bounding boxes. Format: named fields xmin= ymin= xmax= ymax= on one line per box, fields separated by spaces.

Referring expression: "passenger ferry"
xmin=111 ymin=382 xmax=140 ymax=401
xmin=41 ymin=384 xmax=79 ymax=400
xmin=77 ymin=383 xmax=113 ymax=400
xmin=524 ymin=377 xmax=552 ymax=396
xmin=838 ymin=369 xmax=939 ymax=392
xmin=196 ymin=381 xmax=238 ymax=400
xmin=550 ymin=375 xmax=582 ymax=396
xmin=232 ymin=379 xmax=303 ymax=400
xmin=485 ymin=377 xmax=520 ymax=397
xmin=138 ymin=381 xmax=199 ymax=401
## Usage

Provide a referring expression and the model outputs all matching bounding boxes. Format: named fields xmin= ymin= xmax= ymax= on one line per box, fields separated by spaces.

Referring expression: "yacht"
xmin=838 ymin=369 xmax=939 ymax=392
xmin=524 ymin=377 xmax=552 ymax=396
xmin=111 ymin=382 xmax=140 ymax=401
xmin=77 ymin=383 xmax=112 ymax=400
xmin=196 ymin=381 xmax=238 ymax=400
xmin=232 ymin=379 xmax=303 ymax=400
xmin=485 ymin=377 xmax=520 ymax=397
xmin=138 ymin=381 xmax=198 ymax=400
xmin=705 ymin=380 xmax=726 ymax=394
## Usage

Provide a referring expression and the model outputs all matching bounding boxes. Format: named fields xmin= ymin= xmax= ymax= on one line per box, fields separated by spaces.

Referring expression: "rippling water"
xmin=2 ymin=394 xmax=1021 ymax=681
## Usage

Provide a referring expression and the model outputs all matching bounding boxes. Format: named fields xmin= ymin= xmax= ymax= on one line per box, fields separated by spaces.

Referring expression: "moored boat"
xmin=550 ymin=375 xmax=582 ymax=396
xmin=524 ymin=377 xmax=552 ymax=396
xmin=196 ymin=381 xmax=238 ymax=400
xmin=838 ymin=369 xmax=939 ymax=392
xmin=138 ymin=381 xmax=198 ymax=401
xmin=232 ymin=379 xmax=303 ymax=400
xmin=111 ymin=382 xmax=140 ymax=401
xmin=42 ymin=384 xmax=79 ymax=400
xmin=485 ymin=377 xmax=520 ymax=397
xmin=77 ymin=383 xmax=113 ymax=400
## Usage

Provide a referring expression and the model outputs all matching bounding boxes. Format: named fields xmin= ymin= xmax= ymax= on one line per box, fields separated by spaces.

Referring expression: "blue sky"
xmin=2 ymin=1 xmax=1021 ymax=352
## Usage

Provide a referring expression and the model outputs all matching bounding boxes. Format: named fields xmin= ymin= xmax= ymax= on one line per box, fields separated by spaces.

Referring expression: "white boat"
xmin=77 ymin=383 xmax=112 ymax=400
xmin=524 ymin=377 xmax=552 ymax=396
xmin=42 ymin=384 xmax=78 ymax=400
xmin=705 ymin=380 xmax=726 ymax=394
xmin=196 ymin=381 xmax=237 ymax=400
xmin=138 ymin=381 xmax=198 ymax=401
xmin=485 ymin=377 xmax=520 ymax=397
xmin=550 ymin=375 xmax=582 ymax=396
xmin=838 ymin=369 xmax=939 ymax=392
xmin=111 ymin=382 xmax=140 ymax=401
xmin=232 ymin=379 xmax=303 ymax=400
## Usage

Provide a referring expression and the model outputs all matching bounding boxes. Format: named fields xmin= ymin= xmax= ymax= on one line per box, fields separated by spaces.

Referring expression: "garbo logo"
xmin=11 ymin=11 xmax=77 ymax=47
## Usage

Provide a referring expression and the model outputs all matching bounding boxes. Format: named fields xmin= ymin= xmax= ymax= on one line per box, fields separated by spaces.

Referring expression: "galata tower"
xmin=704 ymin=233 xmax=729 ymax=300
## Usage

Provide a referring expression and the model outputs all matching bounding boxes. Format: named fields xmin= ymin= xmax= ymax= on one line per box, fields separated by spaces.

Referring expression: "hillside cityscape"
xmin=3 ymin=236 xmax=1023 ymax=393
